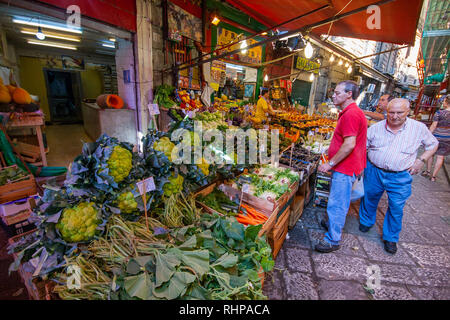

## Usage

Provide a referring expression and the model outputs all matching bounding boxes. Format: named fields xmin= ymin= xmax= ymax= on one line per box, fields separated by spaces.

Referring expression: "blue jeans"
xmin=359 ymin=161 xmax=412 ymax=242
xmin=324 ymin=171 xmax=357 ymax=245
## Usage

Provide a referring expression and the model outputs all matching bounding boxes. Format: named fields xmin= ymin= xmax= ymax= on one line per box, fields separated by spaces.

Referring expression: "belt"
xmin=368 ymin=159 xmax=406 ymax=174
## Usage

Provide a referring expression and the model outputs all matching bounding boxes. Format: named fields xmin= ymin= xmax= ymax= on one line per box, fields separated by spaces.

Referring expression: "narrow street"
xmin=263 ymin=163 xmax=450 ymax=300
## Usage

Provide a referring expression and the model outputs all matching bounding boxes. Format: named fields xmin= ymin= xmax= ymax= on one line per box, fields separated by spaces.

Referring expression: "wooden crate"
xmin=268 ymin=208 xmax=290 ymax=259
xmin=0 ymin=165 xmax=37 ymax=204
xmin=8 ymin=230 xmax=56 ymax=300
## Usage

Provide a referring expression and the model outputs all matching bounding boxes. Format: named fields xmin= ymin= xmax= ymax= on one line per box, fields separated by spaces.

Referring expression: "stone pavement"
xmin=263 ymin=170 xmax=450 ymax=300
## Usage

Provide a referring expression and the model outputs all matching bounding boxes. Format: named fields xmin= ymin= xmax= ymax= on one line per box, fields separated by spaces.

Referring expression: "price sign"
xmin=148 ymin=103 xmax=160 ymax=116
xmin=263 ymin=125 xmax=269 ymax=130
xmin=242 ymin=183 xmax=250 ymax=193
xmin=136 ymin=177 xmax=156 ymax=195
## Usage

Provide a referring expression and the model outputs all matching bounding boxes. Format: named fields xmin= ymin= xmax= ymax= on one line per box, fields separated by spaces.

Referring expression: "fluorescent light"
xmin=13 ymin=18 xmax=82 ymax=34
xmin=109 ymin=38 xmax=116 ymax=42
xmin=102 ymin=43 xmax=115 ymax=48
xmin=21 ymin=29 xmax=80 ymax=42
xmin=27 ymin=40 xmax=77 ymax=50
xmin=226 ymin=64 xmax=244 ymax=71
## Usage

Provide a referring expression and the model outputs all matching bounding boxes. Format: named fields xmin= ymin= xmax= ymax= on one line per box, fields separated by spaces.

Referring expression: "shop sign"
xmin=217 ymin=27 xmax=262 ymax=64
xmin=294 ymin=56 xmax=320 ymax=74
xmin=210 ymin=60 xmax=226 ymax=91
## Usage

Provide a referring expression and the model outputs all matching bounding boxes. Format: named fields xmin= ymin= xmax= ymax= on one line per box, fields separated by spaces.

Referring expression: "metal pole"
xmin=168 ymin=0 xmax=395 ymax=74
xmin=353 ymin=45 xmax=410 ymax=61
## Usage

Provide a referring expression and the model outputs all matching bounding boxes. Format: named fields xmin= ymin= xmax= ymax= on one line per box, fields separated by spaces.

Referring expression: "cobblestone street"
xmin=263 ymin=165 xmax=450 ymax=300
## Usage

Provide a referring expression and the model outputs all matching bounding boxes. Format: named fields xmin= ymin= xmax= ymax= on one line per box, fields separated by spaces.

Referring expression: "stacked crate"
xmin=0 ymin=165 xmax=38 ymax=237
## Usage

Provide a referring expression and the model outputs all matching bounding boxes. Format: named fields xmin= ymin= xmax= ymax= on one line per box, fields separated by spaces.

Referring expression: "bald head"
xmin=387 ymin=98 xmax=410 ymax=112
xmin=386 ymin=98 xmax=410 ymax=129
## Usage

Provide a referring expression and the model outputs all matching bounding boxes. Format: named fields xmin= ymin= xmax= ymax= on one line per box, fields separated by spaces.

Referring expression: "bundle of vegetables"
xmin=65 ymin=134 xmax=136 ymax=193
xmin=157 ymin=192 xmax=202 ymax=227
xmin=235 ymin=204 xmax=268 ymax=226
xmin=192 ymin=111 xmax=230 ymax=130
xmin=8 ymin=187 xmax=109 ymax=277
xmin=0 ymin=166 xmax=28 ymax=186
xmin=52 ymin=212 xmax=274 ymax=300
xmin=196 ymin=188 xmax=239 ymax=216
xmin=153 ymin=84 xmax=176 ymax=109
xmin=231 ymin=165 xmax=299 ymax=201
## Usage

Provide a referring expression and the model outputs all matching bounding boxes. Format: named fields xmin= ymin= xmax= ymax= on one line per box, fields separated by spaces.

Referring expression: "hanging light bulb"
xmin=36 ymin=26 xmax=45 ymax=40
xmin=309 ymin=73 xmax=314 ymax=81
xmin=240 ymin=40 xmax=248 ymax=55
xmin=345 ymin=61 xmax=349 ymax=67
xmin=264 ymin=74 xmax=269 ymax=82
xmin=338 ymin=59 xmax=343 ymax=66
xmin=304 ymin=42 xmax=313 ymax=59
xmin=329 ymin=55 xmax=335 ymax=62
xmin=347 ymin=66 xmax=353 ymax=74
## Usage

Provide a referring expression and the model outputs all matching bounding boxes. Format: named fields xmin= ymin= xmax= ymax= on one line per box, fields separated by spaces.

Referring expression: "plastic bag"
xmin=350 ymin=175 xmax=364 ymax=202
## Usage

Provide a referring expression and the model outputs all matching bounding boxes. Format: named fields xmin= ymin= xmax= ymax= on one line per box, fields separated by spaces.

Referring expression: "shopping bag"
xmin=350 ymin=175 xmax=364 ymax=202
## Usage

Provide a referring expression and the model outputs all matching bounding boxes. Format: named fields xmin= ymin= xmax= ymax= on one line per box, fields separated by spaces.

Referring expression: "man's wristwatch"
xmin=328 ymin=160 xmax=335 ymax=167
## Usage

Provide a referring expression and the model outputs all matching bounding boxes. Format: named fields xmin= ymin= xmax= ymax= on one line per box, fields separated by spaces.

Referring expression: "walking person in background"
xmin=315 ymin=80 xmax=368 ymax=253
xmin=363 ymin=94 xmax=394 ymax=121
xmin=422 ymin=94 xmax=450 ymax=181
xmin=359 ymin=98 xmax=438 ymax=254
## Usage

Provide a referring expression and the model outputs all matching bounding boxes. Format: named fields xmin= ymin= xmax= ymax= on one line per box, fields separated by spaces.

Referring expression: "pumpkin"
xmin=0 ymin=85 xmax=12 ymax=104
xmin=6 ymin=85 xmax=16 ymax=95
xmin=12 ymin=87 xmax=32 ymax=105
xmin=96 ymin=94 xmax=124 ymax=109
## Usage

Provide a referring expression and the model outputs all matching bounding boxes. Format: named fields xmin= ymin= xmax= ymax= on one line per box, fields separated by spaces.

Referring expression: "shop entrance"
xmin=44 ymin=69 xmax=83 ymax=123
xmin=292 ymin=79 xmax=312 ymax=106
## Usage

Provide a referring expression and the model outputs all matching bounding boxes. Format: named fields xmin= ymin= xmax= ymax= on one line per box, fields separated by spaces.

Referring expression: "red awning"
xmin=225 ymin=0 xmax=424 ymax=45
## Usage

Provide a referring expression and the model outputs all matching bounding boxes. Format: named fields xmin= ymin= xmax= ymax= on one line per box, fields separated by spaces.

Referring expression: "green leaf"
xmin=171 ymin=249 xmax=210 ymax=277
xmin=178 ymin=235 xmax=197 ymax=249
xmin=185 ymin=283 xmax=209 ymax=300
xmin=213 ymin=252 xmax=238 ymax=268
xmin=123 ymin=273 xmax=153 ymax=300
xmin=245 ymin=224 xmax=262 ymax=243
xmin=155 ymin=252 xmax=181 ymax=287
xmin=243 ymin=269 xmax=260 ymax=282
xmin=230 ymin=274 xmax=248 ymax=288
xmin=261 ymin=256 xmax=275 ymax=272
xmin=221 ymin=219 xmax=245 ymax=241
xmin=153 ymin=271 xmax=196 ymax=300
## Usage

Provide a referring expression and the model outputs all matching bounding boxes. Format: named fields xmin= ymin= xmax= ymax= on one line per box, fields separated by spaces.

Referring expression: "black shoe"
xmin=320 ymin=219 xmax=329 ymax=231
xmin=384 ymin=240 xmax=397 ymax=254
xmin=315 ymin=239 xmax=340 ymax=253
xmin=359 ymin=223 xmax=371 ymax=233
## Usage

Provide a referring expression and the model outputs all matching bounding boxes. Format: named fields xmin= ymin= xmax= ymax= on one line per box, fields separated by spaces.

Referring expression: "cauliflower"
xmin=259 ymin=191 xmax=278 ymax=202
xmin=117 ymin=191 xmax=139 ymax=214
xmin=56 ymin=202 xmax=100 ymax=243
xmin=163 ymin=173 xmax=184 ymax=196
xmin=153 ymin=137 xmax=175 ymax=161
xmin=107 ymin=145 xmax=132 ymax=183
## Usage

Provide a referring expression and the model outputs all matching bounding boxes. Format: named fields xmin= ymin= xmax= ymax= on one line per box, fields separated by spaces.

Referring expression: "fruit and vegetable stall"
xmin=1 ymin=83 xmax=336 ymax=300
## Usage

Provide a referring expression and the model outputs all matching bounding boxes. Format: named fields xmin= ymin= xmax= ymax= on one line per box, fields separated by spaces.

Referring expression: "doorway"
xmin=44 ymin=69 xmax=83 ymax=123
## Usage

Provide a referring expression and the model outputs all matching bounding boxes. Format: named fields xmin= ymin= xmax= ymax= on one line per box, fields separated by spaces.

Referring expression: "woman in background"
xmin=424 ymin=94 xmax=450 ymax=181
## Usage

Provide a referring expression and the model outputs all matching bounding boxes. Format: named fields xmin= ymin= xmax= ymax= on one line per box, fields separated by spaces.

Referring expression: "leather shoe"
xmin=320 ymin=219 xmax=329 ymax=231
xmin=359 ymin=224 xmax=371 ymax=233
xmin=315 ymin=239 xmax=340 ymax=253
xmin=384 ymin=240 xmax=397 ymax=254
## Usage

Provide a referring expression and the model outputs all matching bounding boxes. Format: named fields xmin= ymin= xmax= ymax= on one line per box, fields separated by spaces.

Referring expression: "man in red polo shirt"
xmin=315 ymin=80 xmax=367 ymax=253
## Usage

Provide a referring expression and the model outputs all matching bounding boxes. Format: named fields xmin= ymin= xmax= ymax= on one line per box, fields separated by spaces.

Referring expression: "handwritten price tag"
xmin=242 ymin=183 xmax=250 ymax=193
xmin=136 ymin=177 xmax=156 ymax=195
xmin=148 ymin=103 xmax=160 ymax=116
